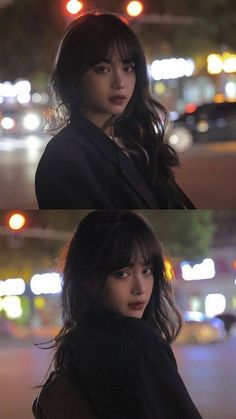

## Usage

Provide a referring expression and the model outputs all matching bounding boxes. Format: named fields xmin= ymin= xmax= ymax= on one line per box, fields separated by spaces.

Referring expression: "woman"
xmin=35 ymin=12 xmax=195 ymax=209
xmin=33 ymin=210 xmax=202 ymax=418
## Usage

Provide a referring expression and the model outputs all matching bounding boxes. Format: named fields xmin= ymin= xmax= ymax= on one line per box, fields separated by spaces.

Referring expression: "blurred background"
xmin=0 ymin=209 xmax=236 ymax=418
xmin=0 ymin=0 xmax=236 ymax=208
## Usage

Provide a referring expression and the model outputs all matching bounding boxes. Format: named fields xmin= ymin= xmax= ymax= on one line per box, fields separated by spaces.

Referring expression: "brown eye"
xmin=143 ymin=266 xmax=153 ymax=275
xmin=124 ymin=63 xmax=135 ymax=72
xmin=113 ymin=270 xmax=128 ymax=279
xmin=94 ymin=66 xmax=109 ymax=73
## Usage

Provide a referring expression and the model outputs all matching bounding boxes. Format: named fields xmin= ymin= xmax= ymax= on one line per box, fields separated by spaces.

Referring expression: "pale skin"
xmin=78 ymin=47 xmax=136 ymax=137
xmin=103 ymin=257 xmax=154 ymax=319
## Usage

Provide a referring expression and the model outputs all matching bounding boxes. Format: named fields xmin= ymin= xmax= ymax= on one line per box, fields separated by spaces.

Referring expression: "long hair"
xmin=50 ymin=210 xmax=182 ymax=375
xmin=51 ymin=11 xmax=179 ymax=182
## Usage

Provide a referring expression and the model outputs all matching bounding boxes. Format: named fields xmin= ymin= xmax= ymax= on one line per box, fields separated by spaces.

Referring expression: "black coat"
xmin=35 ymin=117 xmax=195 ymax=209
xmin=33 ymin=313 xmax=203 ymax=419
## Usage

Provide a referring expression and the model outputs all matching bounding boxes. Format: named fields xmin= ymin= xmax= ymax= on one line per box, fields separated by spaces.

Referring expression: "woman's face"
xmin=78 ymin=46 xmax=136 ymax=134
xmin=103 ymin=256 xmax=154 ymax=319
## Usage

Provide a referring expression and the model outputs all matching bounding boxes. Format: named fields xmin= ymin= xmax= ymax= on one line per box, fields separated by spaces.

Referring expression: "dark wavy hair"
xmin=49 ymin=210 xmax=182 ymax=374
xmin=51 ymin=11 xmax=179 ymax=182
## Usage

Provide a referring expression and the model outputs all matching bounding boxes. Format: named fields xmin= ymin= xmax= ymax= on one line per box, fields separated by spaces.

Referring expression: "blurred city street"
xmin=0 ymin=135 xmax=49 ymax=208
xmin=0 ymin=135 xmax=236 ymax=208
xmin=0 ymin=211 xmax=236 ymax=418
xmin=1 ymin=1 xmax=236 ymax=209
xmin=0 ymin=334 xmax=236 ymax=419
xmin=176 ymin=140 xmax=236 ymax=209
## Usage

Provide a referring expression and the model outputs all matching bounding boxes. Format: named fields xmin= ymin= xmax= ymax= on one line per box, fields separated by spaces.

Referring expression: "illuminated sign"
xmin=1 ymin=296 xmax=22 ymax=318
xmin=207 ymin=52 xmax=236 ymax=75
xmin=151 ymin=58 xmax=195 ymax=80
xmin=205 ymin=294 xmax=226 ymax=318
xmin=0 ymin=80 xmax=31 ymax=104
xmin=181 ymin=258 xmax=215 ymax=281
xmin=0 ymin=278 xmax=25 ymax=296
xmin=30 ymin=272 xmax=62 ymax=295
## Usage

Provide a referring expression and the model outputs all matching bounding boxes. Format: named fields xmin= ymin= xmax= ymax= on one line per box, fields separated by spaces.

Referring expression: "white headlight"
xmin=168 ymin=127 xmax=193 ymax=152
xmin=23 ymin=113 xmax=40 ymax=131
xmin=1 ymin=117 xmax=15 ymax=130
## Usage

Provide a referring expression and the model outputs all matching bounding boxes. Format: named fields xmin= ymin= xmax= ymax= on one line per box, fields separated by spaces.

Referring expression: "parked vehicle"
xmin=168 ymin=101 xmax=236 ymax=152
xmin=215 ymin=312 xmax=236 ymax=334
xmin=175 ymin=311 xmax=226 ymax=344
xmin=0 ymin=104 xmax=48 ymax=137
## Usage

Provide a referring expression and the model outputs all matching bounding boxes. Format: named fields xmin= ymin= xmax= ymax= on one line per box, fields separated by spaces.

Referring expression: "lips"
xmin=108 ymin=96 xmax=126 ymax=105
xmin=128 ymin=301 xmax=146 ymax=310
xmin=109 ymin=96 xmax=126 ymax=100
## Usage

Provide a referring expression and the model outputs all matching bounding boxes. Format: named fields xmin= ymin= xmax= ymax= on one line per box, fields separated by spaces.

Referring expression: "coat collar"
xmin=71 ymin=116 xmax=160 ymax=208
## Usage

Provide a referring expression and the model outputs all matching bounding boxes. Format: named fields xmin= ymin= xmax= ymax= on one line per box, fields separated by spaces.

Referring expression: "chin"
xmin=127 ymin=311 xmax=144 ymax=319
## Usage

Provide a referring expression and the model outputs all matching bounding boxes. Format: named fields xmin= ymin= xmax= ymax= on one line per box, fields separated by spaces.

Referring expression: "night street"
xmin=0 ymin=136 xmax=49 ymax=208
xmin=0 ymin=335 xmax=236 ymax=419
xmin=176 ymin=141 xmax=236 ymax=209
xmin=0 ymin=135 xmax=236 ymax=209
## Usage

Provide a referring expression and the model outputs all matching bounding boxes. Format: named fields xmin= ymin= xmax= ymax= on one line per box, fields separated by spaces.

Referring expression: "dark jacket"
xmin=35 ymin=117 xmax=195 ymax=209
xmin=32 ymin=372 xmax=97 ymax=419
xmin=33 ymin=313 xmax=203 ymax=419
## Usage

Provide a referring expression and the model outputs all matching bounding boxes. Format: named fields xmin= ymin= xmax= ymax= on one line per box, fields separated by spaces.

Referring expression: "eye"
xmin=143 ymin=265 xmax=153 ymax=275
xmin=124 ymin=63 xmax=135 ymax=72
xmin=112 ymin=269 xmax=129 ymax=279
xmin=94 ymin=66 xmax=109 ymax=74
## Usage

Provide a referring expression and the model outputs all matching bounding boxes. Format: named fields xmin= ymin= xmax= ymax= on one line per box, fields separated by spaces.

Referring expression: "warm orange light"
xmin=164 ymin=259 xmax=175 ymax=280
xmin=214 ymin=93 xmax=225 ymax=103
xmin=185 ymin=103 xmax=197 ymax=114
xmin=8 ymin=213 xmax=26 ymax=231
xmin=127 ymin=1 xmax=143 ymax=17
xmin=66 ymin=0 xmax=83 ymax=15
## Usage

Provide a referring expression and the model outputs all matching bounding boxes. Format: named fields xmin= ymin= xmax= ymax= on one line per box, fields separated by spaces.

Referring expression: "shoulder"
xmin=112 ymin=316 xmax=178 ymax=369
xmin=33 ymin=372 xmax=97 ymax=419
xmin=36 ymin=123 xmax=91 ymax=178
xmin=80 ymin=313 xmax=175 ymax=364
xmin=43 ymin=123 xmax=85 ymax=155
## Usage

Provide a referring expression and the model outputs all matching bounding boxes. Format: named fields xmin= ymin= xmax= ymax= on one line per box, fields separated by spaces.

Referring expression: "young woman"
xmin=33 ymin=210 xmax=202 ymax=418
xmin=35 ymin=12 xmax=195 ymax=209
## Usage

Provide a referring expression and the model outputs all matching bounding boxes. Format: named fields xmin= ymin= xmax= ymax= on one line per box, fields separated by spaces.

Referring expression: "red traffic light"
xmin=8 ymin=213 xmax=26 ymax=231
xmin=65 ymin=0 xmax=83 ymax=15
xmin=126 ymin=1 xmax=144 ymax=17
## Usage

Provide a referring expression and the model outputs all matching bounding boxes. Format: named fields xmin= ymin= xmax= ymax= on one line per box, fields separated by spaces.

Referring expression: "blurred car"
xmin=215 ymin=312 xmax=236 ymax=334
xmin=175 ymin=311 xmax=226 ymax=344
xmin=0 ymin=104 xmax=48 ymax=137
xmin=168 ymin=101 xmax=236 ymax=152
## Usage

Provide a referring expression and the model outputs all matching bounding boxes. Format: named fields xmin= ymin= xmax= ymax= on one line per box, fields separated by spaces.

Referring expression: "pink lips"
xmin=109 ymin=96 xmax=126 ymax=105
xmin=128 ymin=301 xmax=146 ymax=311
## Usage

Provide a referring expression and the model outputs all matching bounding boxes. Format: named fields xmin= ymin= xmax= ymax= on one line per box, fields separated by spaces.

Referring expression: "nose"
xmin=111 ymin=69 xmax=124 ymax=90
xmin=131 ymin=274 xmax=145 ymax=296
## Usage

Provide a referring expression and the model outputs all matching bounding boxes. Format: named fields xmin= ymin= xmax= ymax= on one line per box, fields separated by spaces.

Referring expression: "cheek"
xmin=148 ymin=278 xmax=154 ymax=297
xmin=103 ymin=281 xmax=128 ymax=308
xmin=79 ymin=74 xmax=104 ymax=98
xmin=130 ymin=73 xmax=136 ymax=90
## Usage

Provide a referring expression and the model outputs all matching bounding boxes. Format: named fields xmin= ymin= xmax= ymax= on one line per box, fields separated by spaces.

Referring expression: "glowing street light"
xmin=126 ymin=1 xmax=143 ymax=17
xmin=66 ymin=0 xmax=83 ymax=15
xmin=8 ymin=213 xmax=26 ymax=231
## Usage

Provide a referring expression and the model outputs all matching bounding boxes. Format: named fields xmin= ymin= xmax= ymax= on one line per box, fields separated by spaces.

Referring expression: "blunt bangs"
xmin=55 ymin=13 xmax=143 ymax=85
xmin=89 ymin=20 xmax=141 ymax=68
xmin=94 ymin=219 xmax=164 ymax=281
xmin=82 ymin=14 xmax=142 ymax=68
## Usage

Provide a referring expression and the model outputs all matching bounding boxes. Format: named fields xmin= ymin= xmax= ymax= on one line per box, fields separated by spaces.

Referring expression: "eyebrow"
xmin=118 ymin=261 xmax=152 ymax=268
xmin=97 ymin=59 xmax=135 ymax=64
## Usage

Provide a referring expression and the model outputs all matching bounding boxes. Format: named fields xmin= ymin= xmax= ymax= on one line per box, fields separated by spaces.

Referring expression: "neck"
xmin=79 ymin=111 xmax=114 ymax=137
